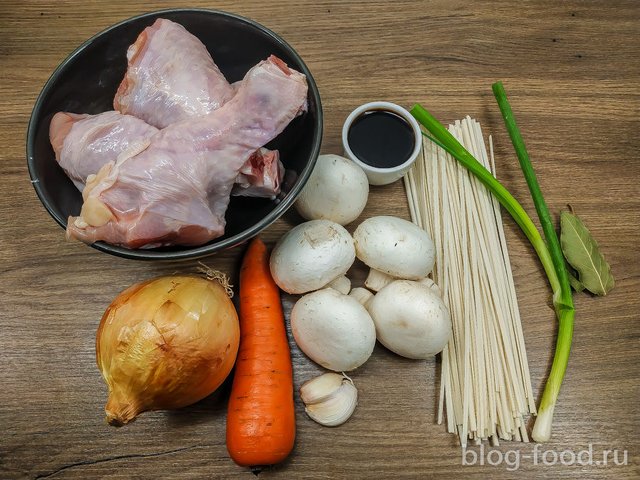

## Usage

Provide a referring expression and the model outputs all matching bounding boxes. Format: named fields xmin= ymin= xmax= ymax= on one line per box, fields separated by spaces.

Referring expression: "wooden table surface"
xmin=1 ymin=1 xmax=638 ymax=478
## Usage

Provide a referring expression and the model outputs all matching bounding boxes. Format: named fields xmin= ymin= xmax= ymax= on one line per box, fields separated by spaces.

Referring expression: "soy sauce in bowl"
xmin=347 ymin=109 xmax=415 ymax=168
xmin=342 ymin=101 xmax=422 ymax=186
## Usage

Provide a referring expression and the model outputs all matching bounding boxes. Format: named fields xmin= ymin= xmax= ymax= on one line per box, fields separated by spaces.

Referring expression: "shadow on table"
xmin=163 ymin=374 xmax=233 ymax=428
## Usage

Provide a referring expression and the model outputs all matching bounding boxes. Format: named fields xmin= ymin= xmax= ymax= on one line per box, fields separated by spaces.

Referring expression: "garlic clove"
xmin=301 ymin=374 xmax=358 ymax=427
xmin=300 ymin=372 xmax=344 ymax=405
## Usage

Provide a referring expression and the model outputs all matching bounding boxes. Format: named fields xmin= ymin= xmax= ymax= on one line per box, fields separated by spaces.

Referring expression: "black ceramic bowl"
xmin=27 ymin=8 xmax=322 ymax=260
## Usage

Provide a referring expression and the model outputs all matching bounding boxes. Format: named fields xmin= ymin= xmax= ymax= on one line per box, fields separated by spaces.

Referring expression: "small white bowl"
xmin=342 ymin=101 xmax=422 ymax=186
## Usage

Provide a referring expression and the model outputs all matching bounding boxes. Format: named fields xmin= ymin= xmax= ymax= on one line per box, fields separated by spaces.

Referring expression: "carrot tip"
xmin=251 ymin=466 xmax=263 ymax=476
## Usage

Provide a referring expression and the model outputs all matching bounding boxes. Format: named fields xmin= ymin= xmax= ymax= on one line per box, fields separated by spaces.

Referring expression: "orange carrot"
xmin=226 ymin=237 xmax=295 ymax=470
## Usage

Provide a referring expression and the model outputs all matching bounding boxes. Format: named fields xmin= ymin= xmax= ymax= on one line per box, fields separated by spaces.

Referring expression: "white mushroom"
xmin=270 ymin=220 xmax=355 ymax=294
xmin=367 ymin=280 xmax=451 ymax=359
xmin=416 ymin=277 xmax=443 ymax=297
xmin=295 ymin=154 xmax=369 ymax=226
xmin=353 ymin=216 xmax=435 ymax=280
xmin=291 ymin=288 xmax=376 ymax=371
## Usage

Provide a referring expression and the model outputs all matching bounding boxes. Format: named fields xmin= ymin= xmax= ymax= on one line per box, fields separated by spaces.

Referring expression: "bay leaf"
xmin=560 ymin=210 xmax=614 ymax=296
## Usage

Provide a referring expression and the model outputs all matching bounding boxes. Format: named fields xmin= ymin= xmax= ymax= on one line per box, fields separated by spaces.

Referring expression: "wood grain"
xmin=1 ymin=1 xmax=639 ymax=478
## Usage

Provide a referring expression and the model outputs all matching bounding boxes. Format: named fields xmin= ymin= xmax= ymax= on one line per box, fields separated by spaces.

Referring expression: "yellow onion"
xmin=96 ymin=275 xmax=240 ymax=426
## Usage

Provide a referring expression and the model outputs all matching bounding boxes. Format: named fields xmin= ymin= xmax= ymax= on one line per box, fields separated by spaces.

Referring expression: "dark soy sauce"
xmin=347 ymin=109 xmax=415 ymax=168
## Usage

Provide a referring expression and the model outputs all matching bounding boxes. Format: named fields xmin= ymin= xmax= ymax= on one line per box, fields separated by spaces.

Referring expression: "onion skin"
xmin=96 ymin=275 xmax=240 ymax=426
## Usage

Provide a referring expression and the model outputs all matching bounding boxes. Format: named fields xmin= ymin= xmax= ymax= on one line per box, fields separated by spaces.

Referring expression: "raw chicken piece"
xmin=50 ymin=111 xmax=283 ymax=197
xmin=105 ymin=18 xmax=282 ymax=197
xmin=113 ymin=18 xmax=235 ymax=128
xmin=49 ymin=111 xmax=158 ymax=190
xmin=67 ymin=56 xmax=308 ymax=248
xmin=233 ymin=148 xmax=284 ymax=199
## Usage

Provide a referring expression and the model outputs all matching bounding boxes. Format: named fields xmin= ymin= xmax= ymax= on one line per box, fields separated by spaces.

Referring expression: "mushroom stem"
xmin=365 ymin=268 xmax=394 ymax=292
xmin=324 ymin=275 xmax=351 ymax=295
xmin=349 ymin=287 xmax=374 ymax=308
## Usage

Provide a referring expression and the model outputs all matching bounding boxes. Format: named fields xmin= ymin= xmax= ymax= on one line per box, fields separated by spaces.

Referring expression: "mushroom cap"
xmin=368 ymin=280 xmax=451 ymax=359
xmin=295 ymin=154 xmax=369 ymax=226
xmin=269 ymin=220 xmax=355 ymax=294
xmin=291 ymin=288 xmax=376 ymax=371
xmin=353 ymin=216 xmax=435 ymax=279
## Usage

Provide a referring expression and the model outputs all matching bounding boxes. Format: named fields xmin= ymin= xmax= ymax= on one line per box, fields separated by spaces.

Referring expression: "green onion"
xmin=410 ymin=105 xmax=560 ymax=293
xmin=491 ymin=82 xmax=574 ymax=442
xmin=411 ymin=95 xmax=575 ymax=442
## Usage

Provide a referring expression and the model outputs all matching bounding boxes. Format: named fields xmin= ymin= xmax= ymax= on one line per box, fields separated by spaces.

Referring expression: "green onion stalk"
xmin=410 ymin=86 xmax=575 ymax=442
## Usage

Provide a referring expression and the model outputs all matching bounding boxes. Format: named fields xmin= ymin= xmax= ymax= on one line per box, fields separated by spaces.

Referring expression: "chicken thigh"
xmin=53 ymin=18 xmax=282 ymax=198
xmin=50 ymin=110 xmax=283 ymax=197
xmin=113 ymin=18 xmax=235 ymax=128
xmin=49 ymin=111 xmax=158 ymax=190
xmin=233 ymin=148 xmax=283 ymax=199
xmin=67 ymin=56 xmax=307 ymax=248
